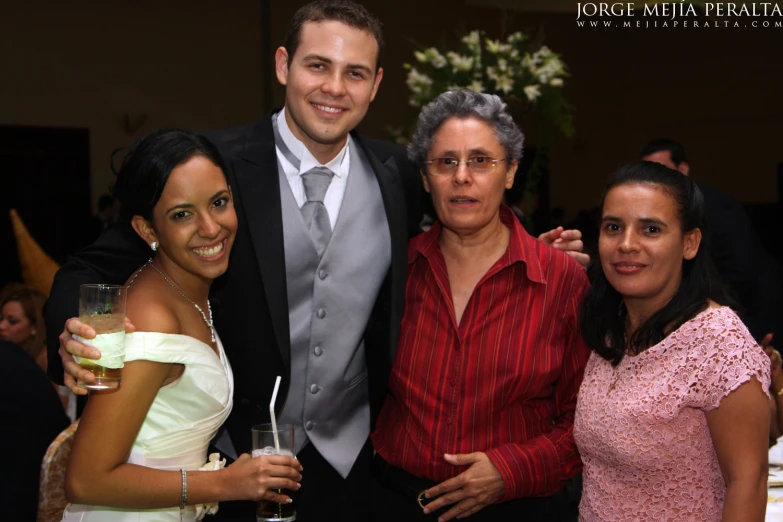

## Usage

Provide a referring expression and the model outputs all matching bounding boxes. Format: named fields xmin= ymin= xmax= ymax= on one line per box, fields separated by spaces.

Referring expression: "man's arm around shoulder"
xmin=45 ymin=224 xmax=148 ymax=383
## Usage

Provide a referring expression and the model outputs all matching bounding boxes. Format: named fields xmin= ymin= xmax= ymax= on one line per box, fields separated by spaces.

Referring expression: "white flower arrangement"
xmin=401 ymin=29 xmax=574 ymax=138
xmin=392 ymin=29 xmax=577 ymax=229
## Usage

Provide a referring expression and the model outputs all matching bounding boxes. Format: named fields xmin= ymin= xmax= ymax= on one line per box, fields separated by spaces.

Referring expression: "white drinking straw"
xmin=269 ymin=375 xmax=282 ymax=452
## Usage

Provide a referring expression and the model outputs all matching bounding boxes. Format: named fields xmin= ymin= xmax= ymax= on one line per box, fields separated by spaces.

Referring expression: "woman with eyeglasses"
xmin=369 ymin=89 xmax=591 ymax=521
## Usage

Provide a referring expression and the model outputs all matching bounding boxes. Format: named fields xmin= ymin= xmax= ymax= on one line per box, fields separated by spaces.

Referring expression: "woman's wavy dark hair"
xmin=579 ymin=161 xmax=735 ymax=365
xmin=111 ymin=129 xmax=227 ymax=224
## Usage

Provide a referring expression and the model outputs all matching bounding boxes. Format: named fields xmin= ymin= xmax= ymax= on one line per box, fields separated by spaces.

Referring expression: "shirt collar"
xmin=409 ymin=205 xmax=546 ymax=285
xmin=276 ymin=108 xmax=350 ymax=178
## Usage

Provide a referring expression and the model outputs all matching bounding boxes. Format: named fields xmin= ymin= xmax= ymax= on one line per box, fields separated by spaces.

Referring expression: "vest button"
xmin=309 ymin=384 xmax=319 ymax=394
xmin=317 ymin=308 xmax=326 ymax=319
xmin=314 ymin=346 xmax=323 ymax=356
xmin=319 ymin=269 xmax=327 ymax=280
xmin=305 ymin=421 xmax=313 ymax=431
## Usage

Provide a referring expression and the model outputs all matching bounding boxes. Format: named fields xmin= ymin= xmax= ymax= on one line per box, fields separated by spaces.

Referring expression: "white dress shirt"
xmin=275 ymin=108 xmax=350 ymax=230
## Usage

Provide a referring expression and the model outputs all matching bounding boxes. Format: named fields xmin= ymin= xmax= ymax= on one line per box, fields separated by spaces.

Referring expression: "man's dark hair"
xmin=579 ymin=161 xmax=735 ymax=366
xmin=640 ymin=138 xmax=688 ymax=166
xmin=284 ymin=0 xmax=384 ymax=70
xmin=97 ymin=194 xmax=117 ymax=212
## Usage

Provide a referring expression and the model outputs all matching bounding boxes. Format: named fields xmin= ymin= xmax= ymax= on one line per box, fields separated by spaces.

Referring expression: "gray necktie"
xmin=301 ymin=167 xmax=335 ymax=257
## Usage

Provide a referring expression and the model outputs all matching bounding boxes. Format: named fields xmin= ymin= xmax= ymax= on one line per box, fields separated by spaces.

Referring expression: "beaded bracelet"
xmin=179 ymin=468 xmax=188 ymax=520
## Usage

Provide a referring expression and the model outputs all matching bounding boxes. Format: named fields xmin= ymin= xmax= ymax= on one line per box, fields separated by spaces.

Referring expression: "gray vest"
xmin=277 ymin=138 xmax=391 ymax=477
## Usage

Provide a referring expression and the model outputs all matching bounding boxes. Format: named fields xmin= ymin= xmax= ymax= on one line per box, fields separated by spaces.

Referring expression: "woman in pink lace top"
xmin=574 ymin=162 xmax=770 ymax=521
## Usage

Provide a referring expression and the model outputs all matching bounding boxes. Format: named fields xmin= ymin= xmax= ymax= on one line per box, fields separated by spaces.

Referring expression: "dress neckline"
xmin=622 ymin=306 xmax=729 ymax=362
xmin=128 ymin=331 xmax=224 ymax=363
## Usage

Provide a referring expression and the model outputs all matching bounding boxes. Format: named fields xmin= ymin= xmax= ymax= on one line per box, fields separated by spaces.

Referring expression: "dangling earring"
xmin=150 ymin=241 xmax=158 ymax=252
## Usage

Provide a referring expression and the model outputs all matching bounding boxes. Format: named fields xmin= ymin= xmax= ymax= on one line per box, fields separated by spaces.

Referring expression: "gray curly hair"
xmin=407 ymin=89 xmax=525 ymax=169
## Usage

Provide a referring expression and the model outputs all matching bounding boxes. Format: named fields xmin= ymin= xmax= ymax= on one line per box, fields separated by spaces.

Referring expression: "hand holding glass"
xmin=72 ymin=284 xmax=127 ymax=390
xmin=252 ymin=424 xmax=296 ymax=522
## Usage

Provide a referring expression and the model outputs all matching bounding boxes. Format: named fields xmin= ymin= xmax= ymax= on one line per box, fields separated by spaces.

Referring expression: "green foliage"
xmin=399 ymin=29 xmax=574 ymax=140
xmin=393 ymin=28 xmax=577 ymax=229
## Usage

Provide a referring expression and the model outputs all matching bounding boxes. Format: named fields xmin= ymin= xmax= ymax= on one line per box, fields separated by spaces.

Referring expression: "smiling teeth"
xmin=193 ymin=242 xmax=224 ymax=257
xmin=315 ymin=104 xmax=342 ymax=113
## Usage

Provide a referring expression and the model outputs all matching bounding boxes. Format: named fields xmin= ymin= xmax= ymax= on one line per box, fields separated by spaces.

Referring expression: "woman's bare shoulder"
xmin=125 ymin=272 xmax=180 ymax=335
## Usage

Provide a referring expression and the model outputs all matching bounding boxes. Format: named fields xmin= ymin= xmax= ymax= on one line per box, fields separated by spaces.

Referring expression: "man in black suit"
xmin=47 ymin=2 xmax=585 ymax=520
xmin=641 ymin=138 xmax=781 ymax=341
xmin=48 ymin=3 xmax=417 ymax=520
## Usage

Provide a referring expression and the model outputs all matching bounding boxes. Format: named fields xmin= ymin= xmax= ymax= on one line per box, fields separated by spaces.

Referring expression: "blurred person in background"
xmin=0 ymin=287 xmax=76 ymax=420
xmin=641 ymin=138 xmax=782 ymax=343
xmin=86 ymin=193 xmax=122 ymax=241
xmin=1 ymin=335 xmax=70 ymax=519
xmin=1 ymin=287 xmax=48 ymax=368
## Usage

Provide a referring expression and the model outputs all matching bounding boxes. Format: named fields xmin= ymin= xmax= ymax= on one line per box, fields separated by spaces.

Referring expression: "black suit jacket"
xmin=2 ymin=340 xmax=70 ymax=521
xmin=46 ymin=111 xmax=422 ymax=454
xmin=699 ymin=183 xmax=781 ymax=340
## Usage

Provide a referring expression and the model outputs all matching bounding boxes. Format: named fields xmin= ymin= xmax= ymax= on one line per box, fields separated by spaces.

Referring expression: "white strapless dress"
xmin=62 ymin=331 xmax=234 ymax=521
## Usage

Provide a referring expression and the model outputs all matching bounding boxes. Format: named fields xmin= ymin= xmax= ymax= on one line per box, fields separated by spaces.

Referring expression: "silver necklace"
xmin=145 ymin=259 xmax=216 ymax=343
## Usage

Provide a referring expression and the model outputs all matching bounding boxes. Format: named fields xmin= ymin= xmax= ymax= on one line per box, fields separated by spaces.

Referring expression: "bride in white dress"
xmin=60 ymin=129 xmax=302 ymax=521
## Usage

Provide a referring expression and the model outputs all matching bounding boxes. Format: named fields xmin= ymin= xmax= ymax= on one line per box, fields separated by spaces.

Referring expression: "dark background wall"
xmin=1 ymin=0 xmax=781 ymax=285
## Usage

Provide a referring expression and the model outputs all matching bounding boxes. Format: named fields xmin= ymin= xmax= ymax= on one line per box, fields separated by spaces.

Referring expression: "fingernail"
xmin=423 ymin=508 xmax=430 ymax=514
xmin=286 ymin=499 xmax=293 ymax=504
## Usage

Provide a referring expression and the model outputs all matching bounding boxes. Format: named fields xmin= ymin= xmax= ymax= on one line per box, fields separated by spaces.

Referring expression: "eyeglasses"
xmin=424 ymin=156 xmax=508 ymax=176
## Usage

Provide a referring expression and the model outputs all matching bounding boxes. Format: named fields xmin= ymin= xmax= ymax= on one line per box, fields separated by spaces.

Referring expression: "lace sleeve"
xmin=686 ymin=309 xmax=770 ymax=411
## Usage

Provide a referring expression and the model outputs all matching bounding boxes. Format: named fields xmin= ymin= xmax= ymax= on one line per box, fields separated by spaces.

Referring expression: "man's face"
xmin=642 ymin=150 xmax=689 ymax=175
xmin=275 ymin=20 xmax=383 ymax=157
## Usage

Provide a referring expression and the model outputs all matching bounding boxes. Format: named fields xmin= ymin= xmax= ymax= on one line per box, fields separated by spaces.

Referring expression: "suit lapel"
xmin=352 ymin=133 xmax=408 ymax=363
xmin=226 ymin=123 xmax=406 ymax=369
xmin=230 ymin=114 xmax=291 ymax=366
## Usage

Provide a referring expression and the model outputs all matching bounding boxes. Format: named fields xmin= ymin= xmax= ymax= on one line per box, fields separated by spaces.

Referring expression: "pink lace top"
xmin=573 ymin=307 xmax=770 ymax=521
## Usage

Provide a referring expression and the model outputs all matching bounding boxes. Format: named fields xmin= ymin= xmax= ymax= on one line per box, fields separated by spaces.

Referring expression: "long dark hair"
xmin=111 ymin=129 xmax=227 ymax=224
xmin=579 ymin=161 xmax=735 ymax=365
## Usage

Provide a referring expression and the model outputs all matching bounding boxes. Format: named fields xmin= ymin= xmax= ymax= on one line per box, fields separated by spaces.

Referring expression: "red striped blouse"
xmin=371 ymin=206 xmax=591 ymax=500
